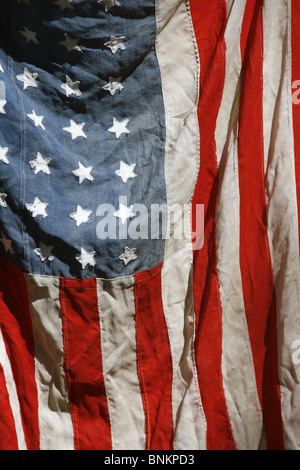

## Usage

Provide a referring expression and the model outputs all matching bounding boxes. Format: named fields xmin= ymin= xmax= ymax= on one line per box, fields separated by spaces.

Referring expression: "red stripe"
xmin=0 ymin=259 xmax=39 ymax=449
xmin=134 ymin=263 xmax=173 ymax=450
xmin=238 ymin=0 xmax=284 ymax=449
xmin=60 ymin=277 xmax=111 ymax=450
xmin=292 ymin=1 xmax=300 ymax=253
xmin=189 ymin=0 xmax=236 ymax=450
xmin=0 ymin=363 xmax=19 ymax=450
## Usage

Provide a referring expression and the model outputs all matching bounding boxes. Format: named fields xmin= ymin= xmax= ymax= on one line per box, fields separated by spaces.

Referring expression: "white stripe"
xmin=263 ymin=0 xmax=300 ymax=450
xmin=0 ymin=327 xmax=27 ymax=450
xmin=96 ymin=276 xmax=145 ymax=450
xmin=26 ymin=274 xmax=74 ymax=450
xmin=214 ymin=0 xmax=263 ymax=450
xmin=225 ymin=0 xmax=235 ymax=16
xmin=215 ymin=0 xmax=246 ymax=166
xmin=155 ymin=0 xmax=207 ymax=450
xmin=262 ymin=0 xmax=287 ymax=173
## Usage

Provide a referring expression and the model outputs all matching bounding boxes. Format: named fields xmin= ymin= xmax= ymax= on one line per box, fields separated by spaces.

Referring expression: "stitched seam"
xmin=154 ymin=0 xmax=171 ymax=206
xmin=133 ymin=280 xmax=150 ymax=450
xmin=95 ymin=279 xmax=114 ymax=450
xmin=185 ymin=0 xmax=201 ymax=205
xmin=285 ymin=0 xmax=300 ymax=393
xmin=24 ymin=276 xmax=42 ymax=450
xmin=8 ymin=57 xmax=29 ymax=272
xmin=287 ymin=0 xmax=300 ymax=323
xmin=251 ymin=1 xmax=268 ymax=434
xmin=59 ymin=279 xmax=78 ymax=451
xmin=134 ymin=263 xmax=162 ymax=284
xmin=159 ymin=256 xmax=177 ymax=439
xmin=179 ymin=1 xmax=207 ymax=444
xmin=215 ymin=0 xmax=237 ymax=448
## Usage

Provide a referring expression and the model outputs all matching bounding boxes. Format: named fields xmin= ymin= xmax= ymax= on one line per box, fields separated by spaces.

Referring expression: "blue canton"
xmin=0 ymin=0 xmax=167 ymax=279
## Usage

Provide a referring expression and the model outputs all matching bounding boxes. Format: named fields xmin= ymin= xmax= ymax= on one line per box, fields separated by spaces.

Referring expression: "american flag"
xmin=0 ymin=0 xmax=299 ymax=451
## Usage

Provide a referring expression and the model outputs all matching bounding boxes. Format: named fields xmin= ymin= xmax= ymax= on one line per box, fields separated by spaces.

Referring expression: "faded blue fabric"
xmin=0 ymin=0 xmax=166 ymax=279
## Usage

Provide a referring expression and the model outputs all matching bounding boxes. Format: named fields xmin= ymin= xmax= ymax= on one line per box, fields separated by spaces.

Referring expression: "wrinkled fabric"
xmin=0 ymin=0 xmax=166 ymax=279
xmin=0 ymin=0 xmax=300 ymax=452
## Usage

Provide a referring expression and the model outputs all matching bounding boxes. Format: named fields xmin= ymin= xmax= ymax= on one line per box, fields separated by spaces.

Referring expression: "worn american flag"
xmin=0 ymin=0 xmax=300 ymax=451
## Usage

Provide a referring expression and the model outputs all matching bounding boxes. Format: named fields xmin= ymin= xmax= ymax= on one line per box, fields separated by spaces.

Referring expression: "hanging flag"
xmin=0 ymin=0 xmax=299 ymax=451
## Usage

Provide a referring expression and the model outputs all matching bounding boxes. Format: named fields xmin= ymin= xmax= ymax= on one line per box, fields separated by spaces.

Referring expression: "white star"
xmin=0 ymin=147 xmax=9 ymax=165
xmin=98 ymin=0 xmax=121 ymax=12
xmin=115 ymin=161 xmax=136 ymax=183
xmin=0 ymin=64 xmax=4 ymax=73
xmin=0 ymin=100 xmax=7 ymax=114
xmin=63 ymin=119 xmax=86 ymax=140
xmin=119 ymin=247 xmax=137 ymax=266
xmin=26 ymin=197 xmax=48 ymax=218
xmin=76 ymin=247 xmax=96 ymax=269
xmin=60 ymin=33 xmax=82 ymax=53
xmin=54 ymin=0 xmax=74 ymax=10
xmin=16 ymin=67 xmax=38 ymax=90
xmin=104 ymin=35 xmax=126 ymax=54
xmin=72 ymin=162 xmax=94 ymax=184
xmin=70 ymin=205 xmax=92 ymax=227
xmin=29 ymin=152 xmax=51 ymax=175
xmin=108 ymin=118 xmax=130 ymax=139
xmin=0 ymin=233 xmax=14 ymax=254
xmin=113 ymin=203 xmax=134 ymax=224
xmin=27 ymin=110 xmax=45 ymax=130
xmin=34 ymin=242 xmax=54 ymax=262
xmin=102 ymin=76 xmax=124 ymax=96
xmin=19 ymin=27 xmax=39 ymax=44
xmin=0 ymin=193 xmax=7 ymax=208
xmin=61 ymin=75 xmax=81 ymax=97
